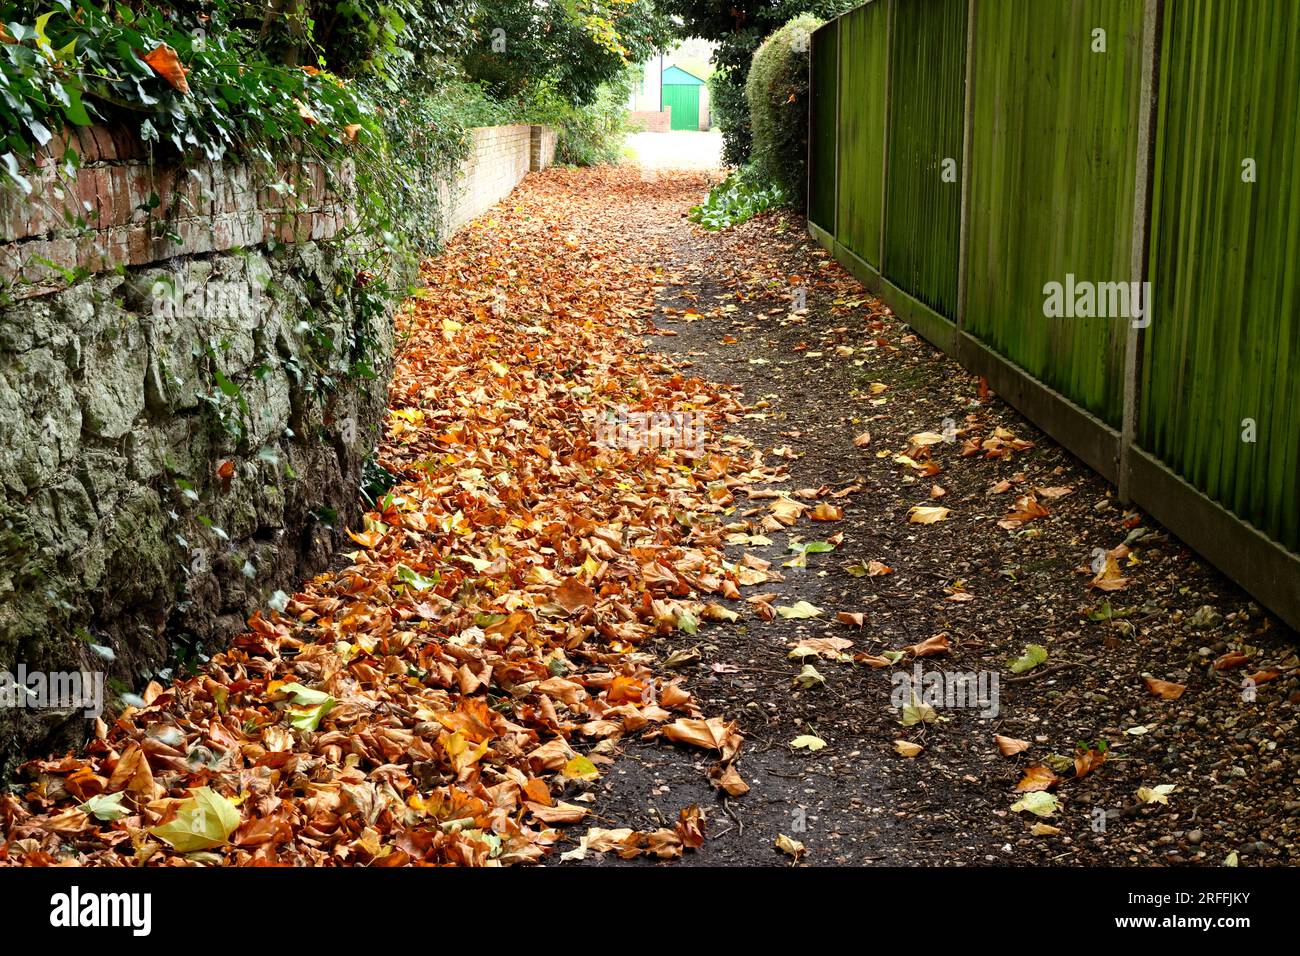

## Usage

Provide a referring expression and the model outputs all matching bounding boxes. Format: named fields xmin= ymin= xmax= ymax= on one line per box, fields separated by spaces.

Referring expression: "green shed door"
xmin=663 ymin=85 xmax=700 ymax=130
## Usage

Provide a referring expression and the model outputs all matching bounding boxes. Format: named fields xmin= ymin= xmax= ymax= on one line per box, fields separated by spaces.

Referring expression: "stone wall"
xmin=0 ymin=122 xmax=554 ymax=775
xmin=0 ymin=128 xmax=388 ymax=775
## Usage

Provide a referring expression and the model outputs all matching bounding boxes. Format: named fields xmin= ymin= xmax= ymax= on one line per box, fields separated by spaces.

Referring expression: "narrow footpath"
xmin=4 ymin=165 xmax=1296 ymax=868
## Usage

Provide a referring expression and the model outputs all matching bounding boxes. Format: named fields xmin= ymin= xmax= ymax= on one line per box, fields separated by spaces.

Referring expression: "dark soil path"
xmin=568 ymin=167 xmax=1300 ymax=867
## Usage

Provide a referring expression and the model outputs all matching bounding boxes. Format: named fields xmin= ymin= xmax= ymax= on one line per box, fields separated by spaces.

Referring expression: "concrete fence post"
xmin=878 ymin=0 xmax=895 ymax=264
xmin=955 ymin=0 xmax=978 ymax=337
xmin=1119 ymin=0 xmax=1164 ymax=503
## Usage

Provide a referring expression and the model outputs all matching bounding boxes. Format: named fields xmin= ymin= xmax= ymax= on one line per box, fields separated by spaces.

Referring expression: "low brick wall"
xmin=443 ymin=125 xmax=558 ymax=237
xmin=628 ymin=109 xmax=672 ymax=133
xmin=531 ymin=125 xmax=558 ymax=171
xmin=1 ymin=121 xmax=558 ymax=297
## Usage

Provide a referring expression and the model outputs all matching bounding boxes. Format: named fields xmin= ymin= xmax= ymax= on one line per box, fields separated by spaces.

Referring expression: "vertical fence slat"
xmin=1140 ymin=0 xmax=1300 ymax=552
xmin=834 ymin=1 xmax=890 ymax=267
xmin=955 ymin=0 xmax=978 ymax=332
xmin=808 ymin=20 xmax=839 ymax=231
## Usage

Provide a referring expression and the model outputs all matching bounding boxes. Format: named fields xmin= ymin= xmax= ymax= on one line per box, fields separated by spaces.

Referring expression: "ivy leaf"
xmin=26 ymin=119 xmax=52 ymax=147
xmin=1 ymin=152 xmax=31 ymax=193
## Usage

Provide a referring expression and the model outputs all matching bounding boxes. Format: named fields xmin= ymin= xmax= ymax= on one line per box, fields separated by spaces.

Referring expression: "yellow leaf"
xmin=149 ymin=788 xmax=239 ymax=853
xmin=562 ymin=755 xmax=600 ymax=781
xmin=893 ymin=740 xmax=923 ymax=758
xmin=907 ymin=505 xmax=951 ymax=524
xmin=775 ymin=834 xmax=805 ymax=860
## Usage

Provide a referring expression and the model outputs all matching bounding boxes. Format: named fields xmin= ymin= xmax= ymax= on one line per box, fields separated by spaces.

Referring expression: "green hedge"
xmin=709 ymin=68 xmax=750 ymax=167
xmin=745 ymin=14 xmax=822 ymax=207
xmin=520 ymin=68 xmax=635 ymax=167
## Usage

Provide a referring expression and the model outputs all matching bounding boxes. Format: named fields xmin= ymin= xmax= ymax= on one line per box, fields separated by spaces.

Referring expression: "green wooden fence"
xmin=808 ymin=0 xmax=1300 ymax=631
xmin=882 ymin=0 xmax=967 ymax=319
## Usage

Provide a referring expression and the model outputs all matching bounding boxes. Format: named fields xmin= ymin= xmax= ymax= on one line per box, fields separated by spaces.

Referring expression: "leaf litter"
xmin=0 ymin=167 xmax=797 ymax=867
xmin=7 ymin=165 xmax=1300 ymax=869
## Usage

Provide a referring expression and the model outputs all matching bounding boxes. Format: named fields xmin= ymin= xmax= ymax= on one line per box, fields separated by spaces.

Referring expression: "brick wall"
xmin=443 ymin=125 xmax=534 ymax=238
xmin=0 ymin=122 xmax=558 ymax=297
xmin=0 ymin=125 xmax=352 ymax=300
xmin=628 ymin=109 xmax=672 ymax=133
xmin=531 ymin=125 xmax=557 ymax=172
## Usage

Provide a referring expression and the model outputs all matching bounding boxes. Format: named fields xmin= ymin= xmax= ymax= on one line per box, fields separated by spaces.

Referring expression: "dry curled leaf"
xmin=904 ymin=633 xmax=950 ymax=657
xmin=775 ymin=833 xmax=805 ymax=861
xmin=141 ymin=44 xmax=190 ymax=94
xmin=907 ymin=505 xmax=951 ymax=524
xmin=1144 ymin=676 xmax=1187 ymax=700
xmin=1015 ymin=764 xmax=1060 ymax=793
xmin=995 ymin=735 xmax=1030 ymax=757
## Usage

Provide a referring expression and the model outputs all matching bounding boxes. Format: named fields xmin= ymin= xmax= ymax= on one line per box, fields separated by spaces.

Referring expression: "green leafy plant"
xmin=0 ymin=0 xmax=374 ymax=179
xmin=688 ymin=163 xmax=787 ymax=230
xmin=520 ymin=68 xmax=634 ymax=167
xmin=462 ymin=0 xmax=666 ymax=105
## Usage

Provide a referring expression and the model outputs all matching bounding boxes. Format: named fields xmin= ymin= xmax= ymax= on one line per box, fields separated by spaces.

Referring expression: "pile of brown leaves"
xmin=0 ymin=167 xmax=792 ymax=867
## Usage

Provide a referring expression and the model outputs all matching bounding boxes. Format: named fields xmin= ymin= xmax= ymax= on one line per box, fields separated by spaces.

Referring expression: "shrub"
xmin=708 ymin=67 xmax=750 ymax=168
xmin=522 ymin=69 xmax=634 ymax=167
xmin=688 ymin=163 xmax=788 ymax=230
xmin=654 ymin=0 xmax=857 ymax=169
xmin=359 ymin=79 xmax=507 ymax=257
xmin=745 ymin=13 xmax=821 ymax=208
xmin=0 ymin=0 xmax=630 ymax=278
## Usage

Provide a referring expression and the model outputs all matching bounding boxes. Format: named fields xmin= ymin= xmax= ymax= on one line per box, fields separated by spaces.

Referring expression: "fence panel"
xmin=810 ymin=0 xmax=1300 ymax=630
xmin=882 ymin=0 xmax=967 ymax=318
xmin=808 ymin=20 xmax=840 ymax=230
xmin=835 ymin=0 xmax=890 ymax=267
xmin=1140 ymin=0 xmax=1300 ymax=552
xmin=963 ymin=0 xmax=1146 ymax=428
